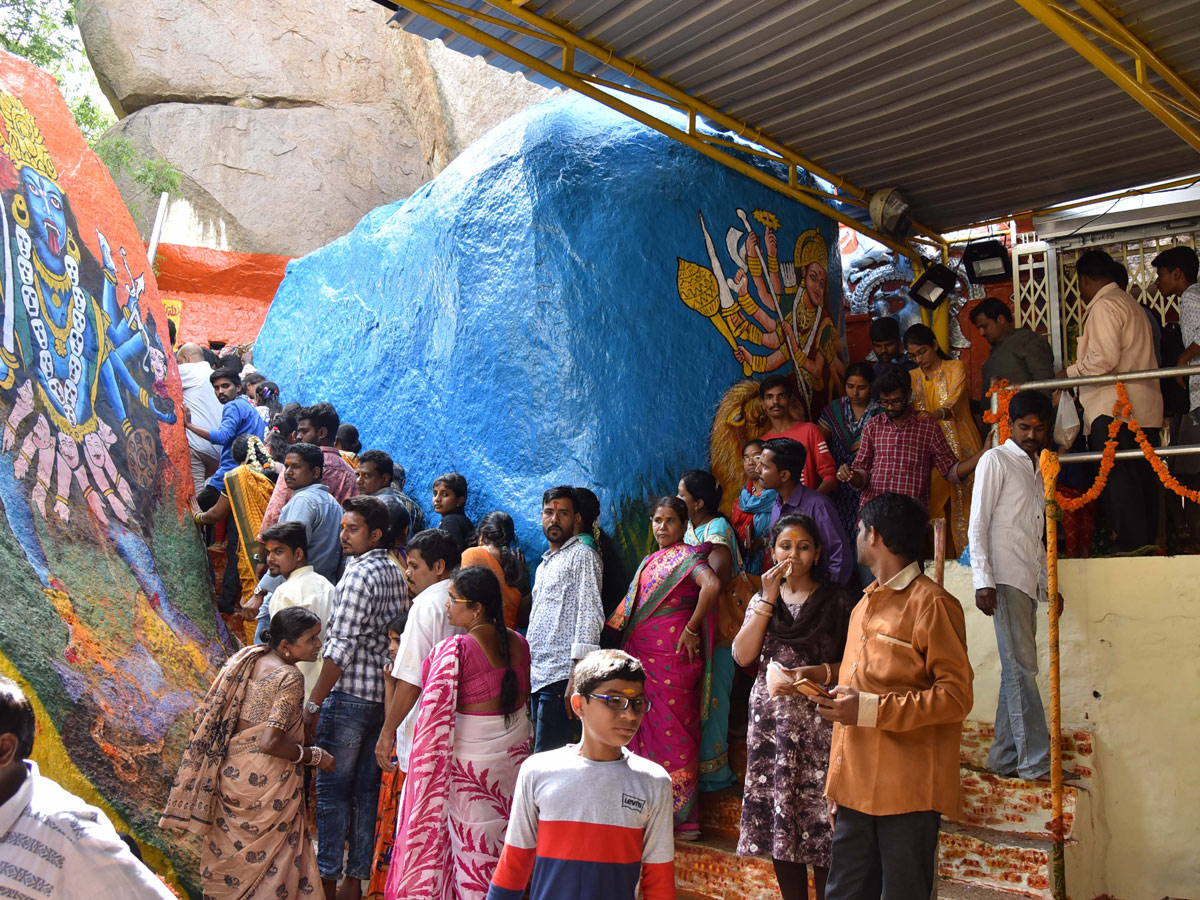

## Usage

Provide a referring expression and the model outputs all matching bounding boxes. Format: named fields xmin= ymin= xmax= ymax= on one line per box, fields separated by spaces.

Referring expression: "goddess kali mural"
xmin=0 ymin=89 xmax=221 ymax=669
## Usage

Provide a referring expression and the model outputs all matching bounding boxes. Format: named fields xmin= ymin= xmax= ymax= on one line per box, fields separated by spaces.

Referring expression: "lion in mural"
xmin=710 ymin=378 xmax=769 ymax=518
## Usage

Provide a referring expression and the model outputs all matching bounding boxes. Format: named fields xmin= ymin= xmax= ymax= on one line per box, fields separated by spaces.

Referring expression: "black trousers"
xmin=1088 ymin=414 xmax=1159 ymax=552
xmin=825 ymin=806 xmax=942 ymax=900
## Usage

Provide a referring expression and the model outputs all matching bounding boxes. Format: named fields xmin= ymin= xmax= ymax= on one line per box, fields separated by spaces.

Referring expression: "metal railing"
xmin=991 ymin=363 xmax=1200 ymax=464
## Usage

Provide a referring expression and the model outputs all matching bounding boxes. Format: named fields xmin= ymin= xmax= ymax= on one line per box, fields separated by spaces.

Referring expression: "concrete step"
xmin=938 ymin=821 xmax=1066 ymax=900
xmin=674 ymin=833 xmax=782 ymax=900
xmin=958 ymin=768 xmax=1080 ymax=838
xmin=700 ymin=767 xmax=1086 ymax=843
xmin=959 ymin=719 xmax=1095 ymax=780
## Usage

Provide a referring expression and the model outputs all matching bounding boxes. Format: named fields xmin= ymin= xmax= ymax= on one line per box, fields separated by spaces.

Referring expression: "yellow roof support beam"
xmin=390 ymin=0 xmax=944 ymax=261
xmin=1014 ymin=0 xmax=1200 ymax=154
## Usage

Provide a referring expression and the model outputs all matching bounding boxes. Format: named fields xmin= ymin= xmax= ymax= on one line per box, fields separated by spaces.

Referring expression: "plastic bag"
xmin=1054 ymin=390 xmax=1081 ymax=449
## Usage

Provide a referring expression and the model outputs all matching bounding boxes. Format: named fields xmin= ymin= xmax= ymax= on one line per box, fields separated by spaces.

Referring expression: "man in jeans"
xmin=969 ymin=391 xmax=1064 ymax=781
xmin=527 ymin=486 xmax=603 ymax=752
xmin=304 ymin=496 xmax=408 ymax=900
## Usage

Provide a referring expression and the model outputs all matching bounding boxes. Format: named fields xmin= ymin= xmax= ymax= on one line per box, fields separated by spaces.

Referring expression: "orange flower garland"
xmin=1044 ymin=381 xmax=1200 ymax=511
xmin=983 ymin=380 xmax=1013 ymax=444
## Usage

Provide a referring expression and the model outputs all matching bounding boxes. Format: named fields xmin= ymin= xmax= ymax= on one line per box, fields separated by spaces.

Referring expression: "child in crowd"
xmin=367 ymin=612 xmax=410 ymax=900
xmin=486 ymin=649 xmax=675 ymax=900
xmin=432 ymin=472 xmax=474 ymax=550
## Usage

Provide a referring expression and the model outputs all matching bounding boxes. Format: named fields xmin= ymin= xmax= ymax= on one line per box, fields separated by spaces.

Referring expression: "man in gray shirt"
xmin=249 ymin=442 xmax=344 ymax=639
xmin=970 ymin=297 xmax=1055 ymax=400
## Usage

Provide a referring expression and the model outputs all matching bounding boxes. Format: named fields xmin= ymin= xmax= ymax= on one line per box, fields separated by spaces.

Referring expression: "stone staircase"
xmin=675 ymin=719 xmax=1097 ymax=900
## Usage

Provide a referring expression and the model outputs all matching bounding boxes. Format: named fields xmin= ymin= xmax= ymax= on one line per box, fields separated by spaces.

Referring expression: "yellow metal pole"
xmin=933 ymin=245 xmax=952 ymax=353
xmin=1040 ymin=448 xmax=1067 ymax=900
xmin=397 ymin=0 xmax=922 ymax=260
xmin=1012 ymin=0 xmax=1200 ymax=154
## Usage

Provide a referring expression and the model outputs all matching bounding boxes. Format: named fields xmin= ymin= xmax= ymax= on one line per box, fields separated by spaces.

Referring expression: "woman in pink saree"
xmin=385 ymin=566 xmax=531 ymax=900
xmin=607 ymin=496 xmax=721 ymax=838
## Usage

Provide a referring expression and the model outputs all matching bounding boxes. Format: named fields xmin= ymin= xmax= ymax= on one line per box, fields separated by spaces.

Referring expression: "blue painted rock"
xmin=256 ymin=94 xmax=842 ymax=563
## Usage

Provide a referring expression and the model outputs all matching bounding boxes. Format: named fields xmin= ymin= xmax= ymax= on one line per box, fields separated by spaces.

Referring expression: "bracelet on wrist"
xmin=683 ymin=624 xmax=699 ymax=637
xmin=292 ymin=744 xmax=304 ymax=764
xmin=823 ymin=663 xmax=834 ymax=684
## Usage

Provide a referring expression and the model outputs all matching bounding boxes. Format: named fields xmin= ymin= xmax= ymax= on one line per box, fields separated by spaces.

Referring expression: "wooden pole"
xmin=1040 ymin=448 xmax=1067 ymax=900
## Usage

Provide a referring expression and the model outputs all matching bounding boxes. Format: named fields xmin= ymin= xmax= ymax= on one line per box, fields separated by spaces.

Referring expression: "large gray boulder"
xmin=77 ymin=0 xmax=554 ymax=256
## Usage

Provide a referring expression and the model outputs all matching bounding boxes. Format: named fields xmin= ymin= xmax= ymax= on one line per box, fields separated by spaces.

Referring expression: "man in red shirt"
xmin=758 ymin=375 xmax=836 ymax=495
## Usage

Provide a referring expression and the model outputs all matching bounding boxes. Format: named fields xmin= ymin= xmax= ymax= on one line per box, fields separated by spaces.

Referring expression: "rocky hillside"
xmin=77 ymin=0 xmax=554 ymax=256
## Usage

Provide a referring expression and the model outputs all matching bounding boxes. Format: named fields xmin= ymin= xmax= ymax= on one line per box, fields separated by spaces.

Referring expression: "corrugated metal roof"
xmin=388 ymin=0 xmax=1200 ymax=233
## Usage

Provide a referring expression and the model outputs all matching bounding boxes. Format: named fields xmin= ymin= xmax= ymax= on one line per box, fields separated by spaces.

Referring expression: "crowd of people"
xmin=3 ymin=244 xmax=1198 ymax=900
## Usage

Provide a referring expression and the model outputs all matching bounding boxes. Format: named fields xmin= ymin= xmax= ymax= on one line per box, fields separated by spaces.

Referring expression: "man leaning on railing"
xmin=1056 ymin=250 xmax=1163 ymax=553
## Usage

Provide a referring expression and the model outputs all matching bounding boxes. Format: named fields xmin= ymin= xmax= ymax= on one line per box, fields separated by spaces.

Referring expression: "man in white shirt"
xmin=174 ymin=343 xmax=224 ymax=495
xmin=261 ymin=521 xmax=337 ymax=699
xmin=0 ymin=677 xmax=176 ymax=900
xmin=1058 ymin=249 xmax=1163 ymax=552
xmin=374 ymin=528 xmax=464 ymax=776
xmin=968 ymin=391 xmax=1063 ymax=781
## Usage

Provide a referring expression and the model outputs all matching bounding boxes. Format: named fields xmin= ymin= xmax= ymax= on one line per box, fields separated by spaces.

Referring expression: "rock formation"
xmin=253 ymin=94 xmax=842 ymax=562
xmin=76 ymin=0 xmax=555 ymax=256
xmin=0 ymin=50 xmax=225 ymax=888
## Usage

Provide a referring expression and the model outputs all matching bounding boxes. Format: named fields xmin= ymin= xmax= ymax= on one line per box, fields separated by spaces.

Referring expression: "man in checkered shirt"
xmin=838 ymin=363 xmax=985 ymax=511
xmin=304 ymin=495 xmax=408 ymax=900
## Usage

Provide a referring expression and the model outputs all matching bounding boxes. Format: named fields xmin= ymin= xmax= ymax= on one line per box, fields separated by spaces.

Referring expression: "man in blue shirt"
xmin=184 ymin=367 xmax=265 ymax=611
xmin=249 ymin=442 xmax=345 ymax=641
xmin=184 ymin=368 xmax=265 ymax=504
xmin=759 ymin=437 xmax=854 ymax=584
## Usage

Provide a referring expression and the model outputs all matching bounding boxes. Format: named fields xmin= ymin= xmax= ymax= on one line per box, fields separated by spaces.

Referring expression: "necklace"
xmin=467 ymin=620 xmax=490 ymax=635
xmin=14 ymin=224 xmax=89 ymax=426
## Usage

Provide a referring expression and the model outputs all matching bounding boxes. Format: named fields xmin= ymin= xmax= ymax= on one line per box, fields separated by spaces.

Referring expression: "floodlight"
xmin=908 ymin=263 xmax=957 ymax=310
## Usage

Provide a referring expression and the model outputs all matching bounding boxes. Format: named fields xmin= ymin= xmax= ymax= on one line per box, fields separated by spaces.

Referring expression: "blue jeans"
xmin=531 ymin=679 xmax=571 ymax=753
xmin=315 ymin=691 xmax=385 ymax=880
xmin=988 ymin=584 xmax=1051 ymax=779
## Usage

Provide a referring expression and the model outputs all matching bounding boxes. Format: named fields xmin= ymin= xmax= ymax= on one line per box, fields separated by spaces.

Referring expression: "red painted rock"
xmin=0 ymin=50 xmax=226 ymax=888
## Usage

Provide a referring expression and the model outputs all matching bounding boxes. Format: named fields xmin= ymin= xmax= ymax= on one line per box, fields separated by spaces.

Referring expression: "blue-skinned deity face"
xmin=21 ymin=167 xmax=67 ymax=274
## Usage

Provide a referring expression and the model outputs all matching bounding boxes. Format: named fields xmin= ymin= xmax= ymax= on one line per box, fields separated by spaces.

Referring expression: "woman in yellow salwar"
xmin=904 ymin=323 xmax=981 ymax=557
xmin=195 ymin=436 xmax=277 ymax=638
xmin=161 ymin=607 xmax=333 ymax=900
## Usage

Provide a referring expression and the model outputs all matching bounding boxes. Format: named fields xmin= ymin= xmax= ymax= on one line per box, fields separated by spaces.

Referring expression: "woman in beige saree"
xmin=161 ymin=607 xmax=333 ymax=900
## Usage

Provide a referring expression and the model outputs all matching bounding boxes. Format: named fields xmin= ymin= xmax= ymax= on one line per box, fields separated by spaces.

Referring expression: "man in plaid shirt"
xmin=838 ymin=364 xmax=986 ymax=510
xmin=304 ymin=495 xmax=408 ymax=900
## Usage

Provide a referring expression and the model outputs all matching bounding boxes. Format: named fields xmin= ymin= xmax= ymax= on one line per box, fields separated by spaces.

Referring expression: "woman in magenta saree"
xmin=607 ymin=496 xmax=721 ymax=838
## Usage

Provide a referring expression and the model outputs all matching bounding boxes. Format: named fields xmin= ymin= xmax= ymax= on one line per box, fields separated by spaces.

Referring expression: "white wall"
xmin=943 ymin=558 xmax=1200 ymax=900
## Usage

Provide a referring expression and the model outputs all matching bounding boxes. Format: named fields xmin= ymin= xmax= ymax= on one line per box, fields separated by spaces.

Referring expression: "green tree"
xmin=1 ymin=0 xmax=180 ymax=220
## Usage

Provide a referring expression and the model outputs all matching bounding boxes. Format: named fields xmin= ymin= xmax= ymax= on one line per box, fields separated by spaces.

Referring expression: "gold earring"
xmin=66 ymin=229 xmax=79 ymax=261
xmin=11 ymin=194 xmax=29 ymax=229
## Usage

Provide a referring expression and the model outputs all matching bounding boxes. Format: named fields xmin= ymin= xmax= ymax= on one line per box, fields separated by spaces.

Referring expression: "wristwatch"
xmin=305 ymin=700 xmax=321 ymax=715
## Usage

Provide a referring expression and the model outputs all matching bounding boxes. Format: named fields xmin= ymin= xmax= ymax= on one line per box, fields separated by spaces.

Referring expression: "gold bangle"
xmin=684 ymin=624 xmax=699 ymax=637
xmin=748 ymin=257 xmax=763 ymax=277
xmin=824 ymin=663 xmax=834 ymax=683
xmin=750 ymin=606 xmax=772 ymax=619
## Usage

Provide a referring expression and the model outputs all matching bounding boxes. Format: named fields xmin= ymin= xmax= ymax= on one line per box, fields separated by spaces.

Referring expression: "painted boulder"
xmin=0 ymin=51 xmax=224 ymax=886
xmin=255 ymin=94 xmax=844 ymax=560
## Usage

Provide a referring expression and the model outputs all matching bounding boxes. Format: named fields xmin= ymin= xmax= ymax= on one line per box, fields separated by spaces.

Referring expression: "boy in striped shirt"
xmin=487 ymin=650 xmax=675 ymax=900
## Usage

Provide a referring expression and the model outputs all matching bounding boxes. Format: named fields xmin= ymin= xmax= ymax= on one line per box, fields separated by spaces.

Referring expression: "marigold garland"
xmin=1043 ymin=381 xmax=1200 ymax=511
xmin=983 ymin=380 xmax=1013 ymax=444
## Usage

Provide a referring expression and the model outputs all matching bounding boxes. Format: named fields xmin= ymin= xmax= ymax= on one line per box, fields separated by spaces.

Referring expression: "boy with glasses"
xmin=486 ymin=650 xmax=674 ymax=900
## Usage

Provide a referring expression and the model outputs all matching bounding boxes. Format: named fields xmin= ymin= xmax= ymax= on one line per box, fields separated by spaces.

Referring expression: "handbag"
xmin=717 ymin=572 xmax=762 ymax=644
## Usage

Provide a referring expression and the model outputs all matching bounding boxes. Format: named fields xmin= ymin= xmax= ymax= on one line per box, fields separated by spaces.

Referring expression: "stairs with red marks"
xmin=674 ymin=719 xmax=1097 ymax=900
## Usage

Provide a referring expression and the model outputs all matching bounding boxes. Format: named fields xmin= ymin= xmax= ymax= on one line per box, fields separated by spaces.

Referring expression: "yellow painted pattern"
xmin=0 ymin=649 xmax=185 ymax=893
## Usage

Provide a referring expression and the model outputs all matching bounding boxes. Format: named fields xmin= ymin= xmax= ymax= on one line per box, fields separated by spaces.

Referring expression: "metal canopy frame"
xmin=1014 ymin=0 xmax=1200 ymax=154
xmin=378 ymin=0 xmax=946 ymax=262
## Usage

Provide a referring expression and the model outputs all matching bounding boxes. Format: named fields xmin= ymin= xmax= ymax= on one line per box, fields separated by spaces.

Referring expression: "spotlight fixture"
xmin=908 ymin=263 xmax=957 ymax=310
xmin=962 ymin=239 xmax=1012 ymax=284
xmin=869 ymin=188 xmax=913 ymax=242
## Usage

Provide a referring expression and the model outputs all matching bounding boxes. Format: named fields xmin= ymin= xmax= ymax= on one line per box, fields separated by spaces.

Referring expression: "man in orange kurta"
xmin=811 ymin=492 xmax=973 ymax=900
